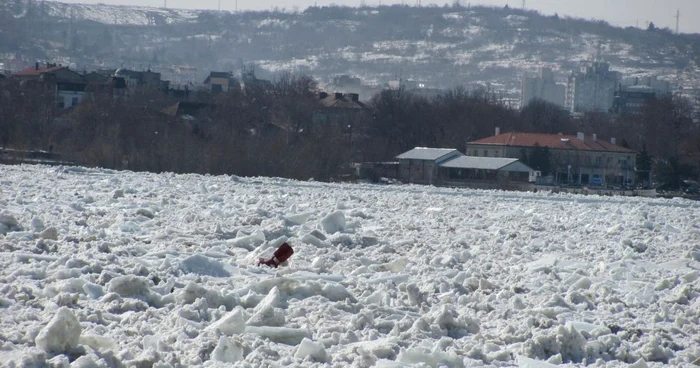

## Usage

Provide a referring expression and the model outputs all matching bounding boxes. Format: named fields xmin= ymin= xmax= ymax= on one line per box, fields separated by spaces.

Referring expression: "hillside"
xmin=1 ymin=1 xmax=700 ymax=97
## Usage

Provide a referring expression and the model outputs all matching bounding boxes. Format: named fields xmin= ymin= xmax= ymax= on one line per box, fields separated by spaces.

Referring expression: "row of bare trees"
xmin=1 ymin=75 xmax=699 ymax=187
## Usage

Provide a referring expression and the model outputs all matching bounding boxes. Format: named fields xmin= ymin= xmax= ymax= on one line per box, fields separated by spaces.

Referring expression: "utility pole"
xmin=521 ymin=0 xmax=525 ymax=10
xmin=675 ymin=9 xmax=680 ymax=34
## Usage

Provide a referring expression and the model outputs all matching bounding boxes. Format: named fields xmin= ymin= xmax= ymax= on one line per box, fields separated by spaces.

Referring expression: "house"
xmin=161 ymin=101 xmax=211 ymax=120
xmin=81 ymin=72 xmax=127 ymax=98
xmin=396 ymin=147 xmax=463 ymax=185
xmin=466 ymin=129 xmax=636 ymax=186
xmin=12 ymin=63 xmax=87 ymax=109
xmin=239 ymin=66 xmax=272 ymax=91
xmin=113 ymin=68 xmax=167 ymax=90
xmin=161 ymin=101 xmax=212 ymax=134
xmin=439 ymin=156 xmax=534 ymax=185
xmin=323 ymin=75 xmax=362 ymax=94
xmin=203 ymin=71 xmax=238 ymax=94
xmin=394 ymin=147 xmax=534 ymax=187
xmin=313 ymin=92 xmax=367 ymax=124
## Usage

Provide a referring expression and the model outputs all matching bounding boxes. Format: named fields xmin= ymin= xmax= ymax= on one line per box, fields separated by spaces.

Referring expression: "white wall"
xmin=57 ymin=91 xmax=86 ymax=109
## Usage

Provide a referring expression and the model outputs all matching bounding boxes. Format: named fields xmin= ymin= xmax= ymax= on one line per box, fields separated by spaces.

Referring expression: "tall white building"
xmin=566 ymin=62 xmax=620 ymax=113
xmin=520 ymin=67 xmax=566 ymax=108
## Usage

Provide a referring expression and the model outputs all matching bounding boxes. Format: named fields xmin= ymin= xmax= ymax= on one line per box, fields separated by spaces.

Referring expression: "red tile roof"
xmin=469 ymin=132 xmax=635 ymax=153
xmin=12 ymin=66 xmax=65 ymax=77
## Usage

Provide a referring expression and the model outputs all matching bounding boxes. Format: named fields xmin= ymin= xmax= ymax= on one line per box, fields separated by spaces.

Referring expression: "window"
xmin=58 ymin=100 xmax=65 ymax=109
xmin=71 ymin=97 xmax=79 ymax=107
xmin=483 ymin=150 xmax=488 ymax=157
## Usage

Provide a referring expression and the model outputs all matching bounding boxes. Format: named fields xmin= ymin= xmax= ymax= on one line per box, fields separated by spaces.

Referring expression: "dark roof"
xmin=161 ymin=102 xmax=211 ymax=118
xmin=114 ymin=69 xmax=161 ymax=81
xmin=83 ymin=72 xmax=109 ymax=83
xmin=319 ymin=93 xmax=366 ymax=109
xmin=469 ymin=132 xmax=634 ymax=153
xmin=204 ymin=71 xmax=232 ymax=84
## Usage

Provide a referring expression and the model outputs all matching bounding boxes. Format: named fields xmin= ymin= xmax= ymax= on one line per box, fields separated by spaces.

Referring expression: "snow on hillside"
xmin=42 ymin=1 xmax=200 ymax=25
xmin=1 ymin=164 xmax=700 ymax=367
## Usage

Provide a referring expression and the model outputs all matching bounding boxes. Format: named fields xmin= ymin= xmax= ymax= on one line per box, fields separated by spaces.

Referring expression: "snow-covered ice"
xmin=1 ymin=164 xmax=699 ymax=367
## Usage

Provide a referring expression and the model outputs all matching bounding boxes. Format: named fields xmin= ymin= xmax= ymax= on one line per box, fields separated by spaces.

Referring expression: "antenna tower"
xmin=675 ymin=9 xmax=680 ymax=34
xmin=521 ymin=0 xmax=525 ymax=10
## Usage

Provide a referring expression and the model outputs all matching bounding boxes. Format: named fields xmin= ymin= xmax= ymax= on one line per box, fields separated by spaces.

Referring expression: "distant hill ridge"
xmin=1 ymin=0 xmax=699 ymax=96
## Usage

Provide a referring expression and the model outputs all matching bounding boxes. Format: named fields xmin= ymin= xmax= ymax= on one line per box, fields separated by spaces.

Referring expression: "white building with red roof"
xmin=12 ymin=63 xmax=87 ymax=109
xmin=466 ymin=128 xmax=637 ymax=186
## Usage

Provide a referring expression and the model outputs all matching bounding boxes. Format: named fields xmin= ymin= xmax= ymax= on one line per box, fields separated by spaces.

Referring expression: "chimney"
xmin=348 ymin=93 xmax=359 ymax=102
xmin=577 ymin=132 xmax=584 ymax=141
xmin=495 ymin=127 xmax=501 ymax=136
xmin=319 ymin=91 xmax=328 ymax=100
xmin=592 ymin=134 xmax=597 ymax=142
xmin=35 ymin=62 xmax=39 ymax=70
xmin=610 ymin=137 xmax=616 ymax=145
xmin=334 ymin=92 xmax=343 ymax=100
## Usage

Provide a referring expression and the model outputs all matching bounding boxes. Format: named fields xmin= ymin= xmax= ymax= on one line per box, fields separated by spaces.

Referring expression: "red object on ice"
xmin=257 ymin=242 xmax=294 ymax=268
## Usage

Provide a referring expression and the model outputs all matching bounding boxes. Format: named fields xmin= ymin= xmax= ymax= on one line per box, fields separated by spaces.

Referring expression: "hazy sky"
xmin=62 ymin=0 xmax=700 ymax=34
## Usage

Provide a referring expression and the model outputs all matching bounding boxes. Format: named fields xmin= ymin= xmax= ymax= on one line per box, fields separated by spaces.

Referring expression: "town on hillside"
xmin=0 ymin=60 xmax=698 ymax=199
